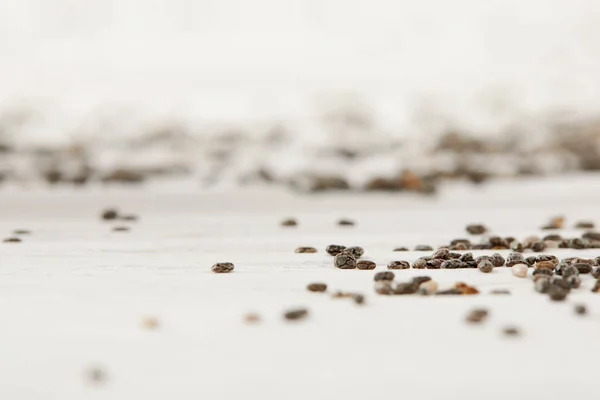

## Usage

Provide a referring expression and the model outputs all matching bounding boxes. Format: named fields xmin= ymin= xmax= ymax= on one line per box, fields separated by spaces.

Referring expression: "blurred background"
xmin=2 ymin=0 xmax=600 ymax=191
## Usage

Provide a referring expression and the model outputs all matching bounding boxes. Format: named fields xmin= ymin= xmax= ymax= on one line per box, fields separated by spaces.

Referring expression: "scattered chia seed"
xmin=574 ymin=304 xmax=587 ymax=315
xmin=357 ymin=260 xmax=376 ymax=270
xmin=412 ymin=258 xmax=428 ymax=269
xmin=393 ymin=282 xmax=419 ymax=295
xmin=466 ymin=224 xmax=487 ymax=235
xmin=374 ymin=281 xmax=393 ymax=295
xmin=374 ymin=271 xmax=395 ymax=281
xmin=112 ymin=226 xmax=130 ymax=232
xmin=490 ymin=253 xmax=505 ymax=267
xmin=531 ymin=241 xmax=547 ymax=252
xmin=510 ymin=241 xmax=524 ymax=252
xmin=326 ymin=244 xmax=346 ymax=256
xmin=442 ymin=259 xmax=463 ymax=269
xmin=592 ymin=281 xmax=600 ymax=293
xmin=101 ymin=209 xmax=119 ymax=220
xmin=576 ymin=221 xmax=595 ymax=229
xmin=472 ymin=243 xmax=491 ymax=250
xmin=582 ymin=232 xmax=600 ymax=241
xmin=478 ymin=259 xmax=494 ymax=273
xmin=338 ymin=219 xmax=355 ymax=226
xmin=466 ymin=308 xmax=489 ymax=323
xmin=570 ymin=238 xmax=587 ymax=249
xmin=432 ymin=248 xmax=450 ymax=259
xmin=534 ymin=277 xmax=551 ymax=293
xmin=561 ymin=265 xmax=579 ymax=279
xmin=353 ymin=294 xmax=365 ymax=305
xmin=535 ymin=261 xmax=555 ymax=270
xmin=284 ymin=308 xmax=308 ymax=321
xmin=343 ymin=246 xmax=364 ymax=258
xmin=436 ymin=288 xmax=463 ymax=295
xmin=3 ymin=237 xmax=21 ymax=243
xmin=593 ymin=267 xmax=600 ymax=279
xmin=451 ymin=242 xmax=470 ymax=251
xmin=503 ymin=327 xmax=521 ymax=337
xmin=334 ymin=253 xmax=357 ymax=269
xmin=393 ymin=247 xmax=409 ymax=252
xmin=543 ymin=234 xmax=563 ymax=241
xmin=414 ymin=244 xmax=434 ymax=251
xmin=532 ymin=268 xmax=553 ymax=277
xmin=121 ymin=215 xmax=138 ymax=222
xmin=451 ymin=238 xmax=471 ymax=246
xmin=307 ymin=283 xmax=327 ymax=292
xmin=212 ymin=262 xmax=235 ymax=273
xmin=281 ymin=218 xmax=298 ymax=227
xmin=387 ymin=261 xmax=410 ymax=270
xmin=13 ymin=229 xmax=31 ymax=235
xmin=460 ymin=252 xmax=475 ymax=262
xmin=447 ymin=252 xmax=462 ymax=259
xmin=490 ymin=289 xmax=511 ymax=295
xmin=543 ymin=216 xmax=564 ymax=230
xmin=489 ymin=237 xmax=510 ymax=249
xmin=412 ymin=276 xmax=432 ymax=285
xmin=548 ymin=285 xmax=569 ymax=301
xmin=295 ymin=247 xmax=317 ymax=254
xmin=572 ymin=263 xmax=593 ymax=274
xmin=425 ymin=259 xmax=444 ymax=269
xmin=86 ymin=366 xmax=107 ymax=385
xmin=525 ymin=256 xmax=537 ymax=266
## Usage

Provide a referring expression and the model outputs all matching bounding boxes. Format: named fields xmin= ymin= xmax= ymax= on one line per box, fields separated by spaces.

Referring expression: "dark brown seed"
xmin=442 ymin=259 xmax=463 ymax=269
xmin=466 ymin=308 xmax=489 ymax=323
xmin=450 ymin=238 xmax=471 ymax=246
xmin=338 ymin=219 xmax=355 ymax=226
xmin=393 ymin=282 xmax=419 ymax=295
xmin=414 ymin=244 xmax=434 ymax=251
xmin=536 ymin=254 xmax=559 ymax=265
xmin=436 ymin=288 xmax=463 ymax=295
xmin=570 ymin=238 xmax=587 ymax=249
xmin=387 ymin=261 xmax=410 ymax=270
xmin=13 ymin=229 xmax=31 ymax=235
xmin=112 ymin=226 xmax=130 ymax=232
xmin=525 ymin=256 xmax=537 ymax=266
xmin=101 ymin=209 xmax=119 ymax=220
xmin=472 ymin=243 xmax=491 ymax=250
xmin=3 ymin=237 xmax=21 ymax=243
xmin=505 ymin=237 xmax=516 ymax=244
xmin=576 ymin=221 xmax=595 ymax=229
xmin=490 ymin=253 xmax=505 ymax=267
xmin=281 ymin=218 xmax=298 ymax=227
xmin=574 ymin=304 xmax=587 ymax=315
xmin=531 ymin=241 xmax=547 ymax=252
xmin=466 ymin=224 xmax=487 ymax=235
xmin=489 ymin=237 xmax=509 ymax=249
xmin=374 ymin=271 xmax=395 ymax=281
xmin=543 ymin=234 xmax=563 ymax=241
xmin=412 ymin=276 xmax=432 ymax=285
xmin=490 ymin=289 xmax=511 ymax=295
xmin=536 ymin=261 xmax=555 ymax=270
xmin=506 ymin=253 xmax=525 ymax=267
xmin=552 ymin=277 xmax=571 ymax=290
xmin=343 ymin=246 xmax=364 ymax=258
xmin=121 ymin=215 xmax=138 ymax=222
xmin=326 ymin=244 xmax=346 ymax=256
xmin=459 ymin=252 xmax=474 ymax=262
xmin=307 ymin=283 xmax=327 ymax=292
xmin=447 ymin=252 xmax=462 ymax=259
xmin=212 ymin=262 xmax=235 ymax=273
xmin=571 ymin=257 xmax=596 ymax=265
xmin=334 ymin=253 xmax=357 ymax=269
xmin=573 ymin=263 xmax=593 ymax=274
xmin=295 ymin=247 xmax=317 ymax=254
xmin=503 ymin=327 xmax=520 ymax=337
xmin=412 ymin=258 xmax=428 ymax=269
xmin=244 ymin=313 xmax=261 ymax=324
xmin=332 ymin=291 xmax=356 ymax=299
xmin=582 ymin=232 xmax=600 ymax=241
xmin=393 ymin=247 xmax=409 ymax=252
xmin=478 ymin=259 xmax=494 ymax=273
xmin=86 ymin=366 xmax=107 ymax=384
xmin=425 ymin=259 xmax=444 ymax=269
xmin=374 ymin=281 xmax=393 ymax=295
xmin=284 ymin=308 xmax=308 ymax=321
xmin=357 ymin=260 xmax=376 ymax=270
xmin=451 ymin=242 xmax=470 ymax=251
xmin=432 ymin=248 xmax=450 ymax=259
xmin=353 ymin=294 xmax=365 ymax=305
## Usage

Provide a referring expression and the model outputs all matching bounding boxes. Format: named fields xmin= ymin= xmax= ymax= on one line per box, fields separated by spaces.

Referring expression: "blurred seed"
xmin=574 ymin=304 xmax=587 ymax=315
xmin=387 ymin=261 xmax=410 ymax=270
xmin=338 ymin=219 xmax=355 ymax=226
xmin=3 ymin=237 xmax=21 ymax=243
xmin=295 ymin=247 xmax=317 ymax=254
xmin=418 ymin=280 xmax=438 ymax=295
xmin=543 ymin=216 xmax=564 ymax=230
xmin=334 ymin=253 xmax=357 ymax=269
xmin=460 ymin=252 xmax=475 ymax=262
xmin=353 ymin=294 xmax=365 ymax=305
xmin=503 ymin=327 xmax=521 ymax=337
xmin=442 ymin=259 xmax=463 ymax=269
xmin=592 ymin=281 xmax=600 ymax=293
xmin=548 ymin=285 xmax=569 ymax=301
xmin=573 ymin=263 xmax=593 ymax=274
xmin=535 ymin=277 xmax=551 ymax=293
xmin=466 ymin=308 xmax=489 ymax=323
xmin=450 ymin=238 xmax=471 ymax=246
xmin=412 ymin=276 xmax=432 ymax=285
xmin=543 ymin=234 xmax=563 ymax=241
xmin=212 ymin=262 xmax=235 ymax=273
xmin=478 ymin=259 xmax=494 ymax=273
xmin=532 ymin=241 xmax=547 ymax=252
xmin=432 ymin=248 xmax=450 ymax=259
xmin=393 ymin=247 xmax=409 ymax=252
xmin=537 ymin=254 xmax=559 ymax=266
xmin=393 ymin=282 xmax=419 ymax=295
xmin=505 ymin=237 xmax=516 ymax=244
xmin=332 ymin=291 xmax=355 ymax=299
xmin=510 ymin=241 xmax=524 ymax=252
xmin=536 ymin=261 xmax=555 ymax=270
xmin=532 ymin=268 xmax=553 ymax=277
xmin=112 ymin=226 xmax=130 ymax=232
xmin=357 ymin=260 xmax=376 ymax=270
xmin=524 ymin=236 xmax=541 ymax=248
xmin=489 ymin=237 xmax=509 ymax=249
xmin=244 ymin=313 xmax=261 ymax=324
xmin=326 ymin=244 xmax=346 ymax=256
xmin=570 ymin=238 xmax=587 ymax=249
xmin=281 ymin=218 xmax=298 ymax=227
xmin=451 ymin=242 xmax=470 ymax=251
xmin=490 ymin=289 xmax=511 ymax=295
xmin=511 ymin=264 xmax=528 ymax=278
xmin=582 ymin=232 xmax=600 ymax=241
xmin=121 ymin=215 xmax=138 ymax=222
xmin=466 ymin=224 xmax=487 ymax=235
xmin=86 ymin=366 xmax=107 ymax=385
xmin=593 ymin=267 xmax=600 ymax=279
xmin=576 ymin=221 xmax=595 ymax=229
xmin=566 ymin=275 xmax=581 ymax=289
xmin=374 ymin=271 xmax=395 ymax=281
xmin=490 ymin=253 xmax=505 ymax=267
xmin=561 ymin=265 xmax=579 ymax=278
xmin=284 ymin=308 xmax=308 ymax=321
xmin=447 ymin=252 xmax=462 ymax=259
xmin=141 ymin=316 xmax=160 ymax=330
xmin=415 ymin=244 xmax=434 ymax=251
xmin=412 ymin=258 xmax=428 ymax=269
xmin=436 ymin=289 xmax=463 ymax=295
xmin=525 ymin=256 xmax=537 ymax=266
xmin=101 ymin=209 xmax=119 ymax=220
xmin=343 ymin=246 xmax=364 ymax=258
xmin=425 ymin=259 xmax=444 ymax=269
xmin=307 ymin=283 xmax=327 ymax=292
xmin=374 ymin=281 xmax=393 ymax=295
xmin=13 ymin=229 xmax=31 ymax=235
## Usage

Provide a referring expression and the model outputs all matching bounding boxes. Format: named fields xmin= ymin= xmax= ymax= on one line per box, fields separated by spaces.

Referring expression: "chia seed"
xmin=592 ymin=281 xmax=600 ymax=293
xmin=460 ymin=252 xmax=475 ymax=262
xmin=307 ymin=283 xmax=327 ymax=292
xmin=576 ymin=221 xmax=595 ymax=229
xmin=561 ymin=265 xmax=579 ymax=278
xmin=510 ymin=241 xmax=524 ymax=252
xmin=412 ymin=258 xmax=429 ymax=269
xmin=573 ymin=263 xmax=593 ymax=274
xmin=414 ymin=244 xmax=434 ymax=251
xmin=506 ymin=253 xmax=525 ymax=267
xmin=412 ymin=276 xmax=432 ymax=285
xmin=374 ymin=271 xmax=395 ymax=281
xmin=489 ymin=237 xmax=509 ymax=249
xmin=425 ymin=259 xmax=444 ymax=269
xmin=112 ymin=226 xmax=130 ymax=232
xmin=582 ymin=232 xmax=600 ymax=241
xmin=281 ymin=218 xmax=298 ymax=227
xmin=326 ymin=244 xmax=346 ymax=256
xmin=466 ymin=308 xmax=489 ymax=323
xmin=532 ymin=268 xmax=553 ymax=277
xmin=343 ymin=246 xmax=364 ymax=258
xmin=447 ymin=252 xmax=462 ymax=259
xmin=212 ymin=262 xmax=235 ymax=273
xmin=3 ymin=237 xmax=21 ymax=243
xmin=548 ymin=285 xmax=569 ymax=301
xmin=490 ymin=289 xmax=511 ymax=295
xmin=570 ymin=238 xmax=587 ymax=249
xmin=543 ymin=234 xmax=563 ymax=241
xmin=244 ymin=313 xmax=261 ymax=324
xmin=490 ymin=253 xmax=506 ymax=267
xmin=121 ymin=215 xmax=138 ymax=222
xmin=334 ymin=253 xmax=357 ymax=269
xmin=466 ymin=224 xmax=487 ymax=235
xmin=393 ymin=282 xmax=419 ymax=295
xmin=442 ymin=259 xmax=463 ymax=269
xmin=418 ymin=280 xmax=438 ymax=295
xmin=13 ymin=229 xmax=31 ymax=235
xmin=436 ymin=288 xmax=463 ymax=295
xmin=575 ymin=304 xmax=587 ymax=315
xmin=374 ymin=281 xmax=393 ymax=295
xmin=284 ymin=308 xmax=308 ymax=321
xmin=535 ymin=261 xmax=555 ymax=270
xmin=525 ymin=256 xmax=537 ymax=266
xmin=387 ymin=261 xmax=410 ymax=270
xmin=295 ymin=247 xmax=317 ymax=254
xmin=353 ymin=294 xmax=365 ymax=305
xmin=357 ymin=260 xmax=376 ymax=270
xmin=101 ymin=209 xmax=119 ymax=220
xmin=393 ymin=247 xmax=409 ymax=252
xmin=531 ymin=241 xmax=547 ymax=252
xmin=503 ymin=327 xmax=520 ymax=337
xmin=534 ymin=277 xmax=551 ymax=293
xmin=338 ymin=219 xmax=355 ymax=226
xmin=432 ymin=248 xmax=450 ymax=259
xmin=86 ymin=366 xmax=107 ymax=385
xmin=566 ymin=275 xmax=581 ymax=288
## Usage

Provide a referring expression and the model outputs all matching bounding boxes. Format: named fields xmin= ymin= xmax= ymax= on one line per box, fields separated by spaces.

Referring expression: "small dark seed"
xmin=593 ymin=267 xmax=600 ymax=279
xmin=489 ymin=236 xmax=509 ymax=249
xmin=432 ymin=248 xmax=450 ymax=259
xmin=510 ymin=240 xmax=524 ymax=252
xmin=112 ymin=226 xmax=130 ymax=232
xmin=281 ymin=218 xmax=298 ymax=227
xmin=506 ymin=252 xmax=526 ymax=267
xmin=548 ymin=285 xmax=569 ymax=301
xmin=472 ymin=243 xmax=491 ymax=250
xmin=561 ymin=265 xmax=579 ymax=278
xmin=536 ymin=261 xmax=555 ymax=270
xmin=525 ymin=256 xmax=537 ymax=266
xmin=532 ymin=268 xmax=553 ymax=277
xmin=450 ymin=238 xmax=471 ymax=246
xmin=450 ymin=243 xmax=470 ymax=251
xmin=338 ymin=219 xmax=355 ymax=226
xmin=490 ymin=253 xmax=505 ymax=267
xmin=295 ymin=247 xmax=317 ymax=254
xmin=570 ymin=238 xmax=587 ymax=249
xmin=531 ymin=241 xmax=547 ymax=252
xmin=466 ymin=308 xmax=489 ymax=323
xmin=374 ymin=281 xmax=393 ymax=295
xmin=326 ymin=244 xmax=346 ymax=256
xmin=425 ymin=259 xmax=444 ymax=269
xmin=387 ymin=261 xmax=410 ymax=270
xmin=334 ymin=253 xmax=357 ymax=269
xmin=121 ymin=215 xmax=138 ymax=222
xmin=565 ymin=275 xmax=581 ymax=289
xmin=592 ymin=281 xmax=600 ymax=293
xmin=212 ymin=262 xmax=235 ymax=273
xmin=393 ymin=282 xmax=419 ymax=295
xmin=353 ymin=294 xmax=365 ymax=305
xmin=503 ymin=327 xmax=520 ymax=337
xmin=374 ymin=271 xmax=395 ymax=281
xmin=86 ymin=366 xmax=107 ymax=384
xmin=478 ymin=259 xmax=494 ymax=273
xmin=466 ymin=224 xmax=487 ymax=235
xmin=284 ymin=308 xmax=308 ymax=320
xmin=459 ymin=252 xmax=475 ymax=262
xmin=490 ymin=289 xmax=511 ymax=295
xmin=447 ymin=252 xmax=462 ymax=259
xmin=3 ymin=237 xmax=21 ymax=243
xmin=343 ymin=246 xmax=364 ymax=258
xmin=414 ymin=244 xmax=434 ymax=251
xmin=534 ymin=277 xmax=551 ymax=293
xmin=576 ymin=221 xmax=595 ymax=229
xmin=574 ymin=304 xmax=587 ymax=315
xmin=573 ymin=263 xmax=593 ymax=274
xmin=101 ymin=209 xmax=119 ymax=220
xmin=543 ymin=234 xmax=563 ymax=241
xmin=412 ymin=276 xmax=432 ymax=285
xmin=13 ymin=229 xmax=31 ymax=235
xmin=582 ymin=232 xmax=600 ymax=241
xmin=307 ymin=283 xmax=327 ymax=292
xmin=436 ymin=288 xmax=463 ymax=295
xmin=356 ymin=260 xmax=376 ymax=270
xmin=244 ymin=313 xmax=261 ymax=324
xmin=442 ymin=259 xmax=463 ymax=269
xmin=393 ymin=247 xmax=409 ymax=252
xmin=412 ymin=258 xmax=428 ymax=269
